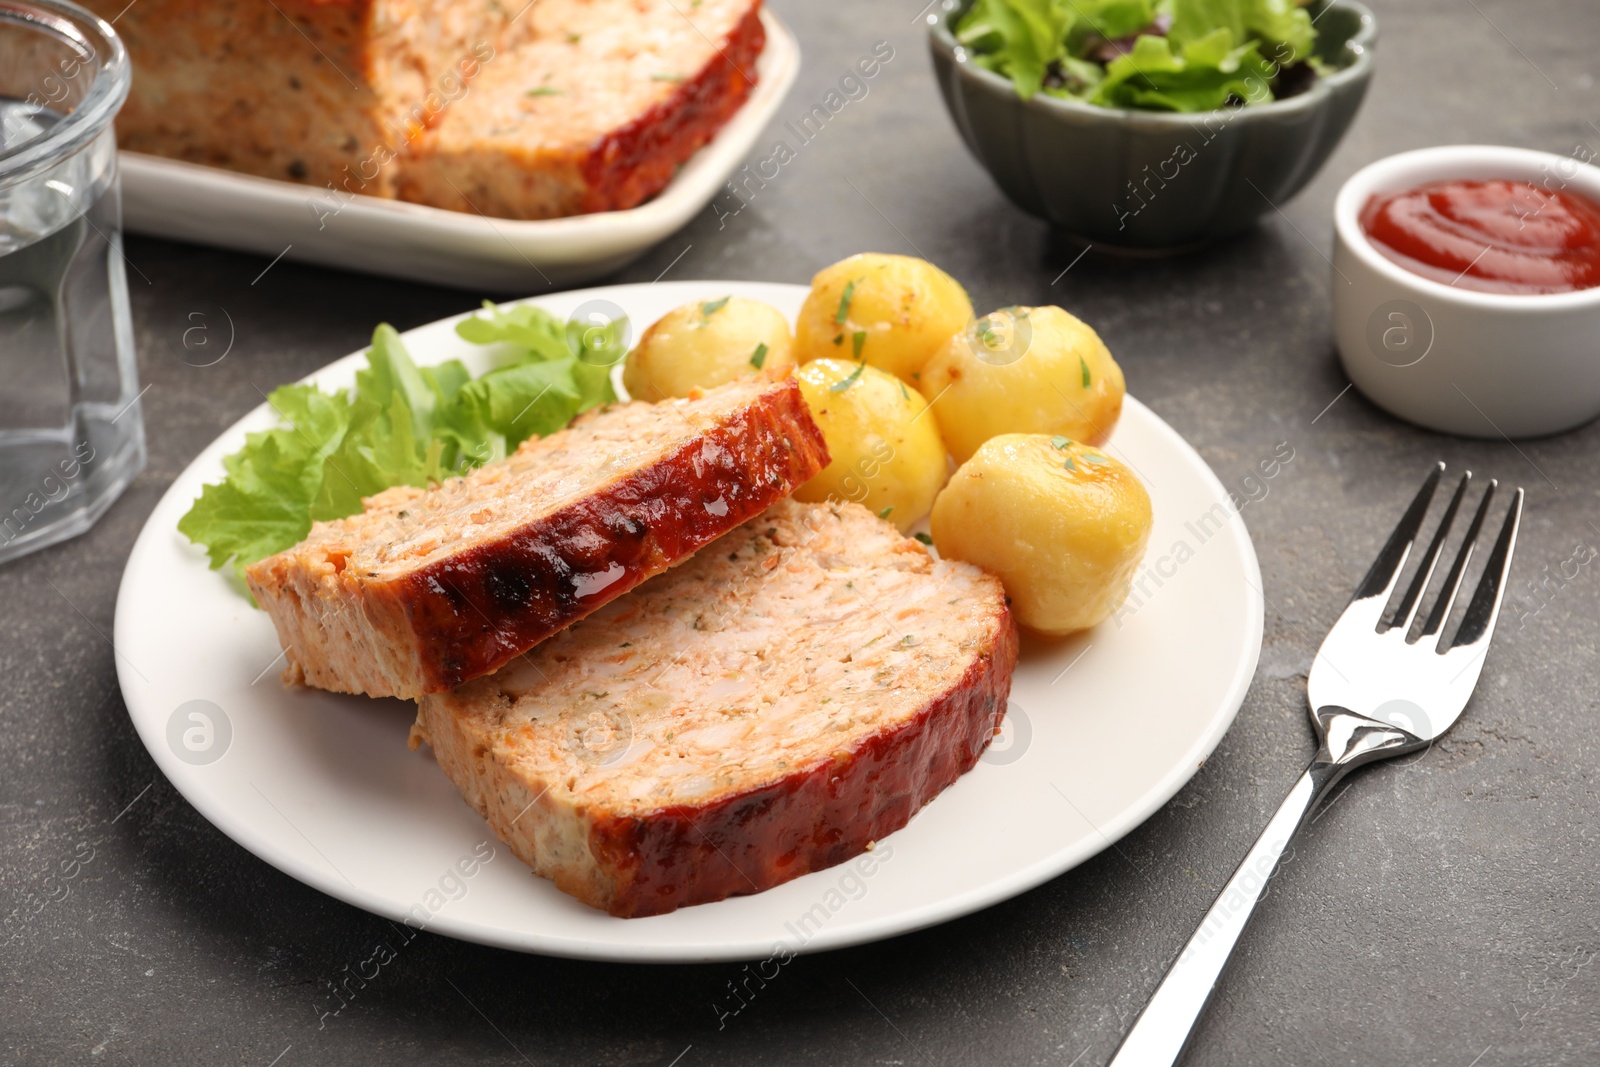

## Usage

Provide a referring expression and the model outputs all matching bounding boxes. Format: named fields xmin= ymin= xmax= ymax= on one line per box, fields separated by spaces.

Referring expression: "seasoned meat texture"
xmin=244 ymin=378 xmax=827 ymax=699
xmin=398 ymin=0 xmax=765 ymax=218
xmin=82 ymin=0 xmax=513 ymax=193
xmin=412 ymin=500 xmax=1019 ymax=918
xmin=84 ymin=0 xmax=765 ymax=219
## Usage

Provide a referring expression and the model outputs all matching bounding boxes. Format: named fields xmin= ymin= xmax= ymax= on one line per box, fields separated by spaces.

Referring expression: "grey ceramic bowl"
xmin=928 ymin=0 xmax=1377 ymax=250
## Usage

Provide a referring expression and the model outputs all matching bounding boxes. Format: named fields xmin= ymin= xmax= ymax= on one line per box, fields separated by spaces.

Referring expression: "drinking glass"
xmin=0 ymin=0 xmax=140 ymax=565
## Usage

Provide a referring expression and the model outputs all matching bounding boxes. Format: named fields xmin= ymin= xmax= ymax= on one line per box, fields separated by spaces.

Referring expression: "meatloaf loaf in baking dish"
xmin=244 ymin=377 xmax=827 ymax=700
xmin=411 ymin=500 xmax=1019 ymax=918
xmin=81 ymin=0 xmax=516 ymax=195
xmin=85 ymin=0 xmax=765 ymax=219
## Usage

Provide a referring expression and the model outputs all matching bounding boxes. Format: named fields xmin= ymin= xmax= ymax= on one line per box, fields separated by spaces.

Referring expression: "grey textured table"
xmin=5 ymin=2 xmax=1599 ymax=1064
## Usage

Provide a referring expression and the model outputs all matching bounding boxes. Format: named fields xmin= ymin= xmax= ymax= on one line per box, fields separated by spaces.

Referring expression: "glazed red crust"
xmin=247 ymin=379 xmax=828 ymax=699
xmin=579 ymin=4 xmax=766 ymax=214
xmin=392 ymin=379 xmax=826 ymax=693
xmin=586 ymin=612 xmax=1019 ymax=918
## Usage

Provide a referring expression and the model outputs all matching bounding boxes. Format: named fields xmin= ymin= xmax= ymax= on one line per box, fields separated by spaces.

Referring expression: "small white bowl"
xmin=1333 ymin=144 xmax=1600 ymax=438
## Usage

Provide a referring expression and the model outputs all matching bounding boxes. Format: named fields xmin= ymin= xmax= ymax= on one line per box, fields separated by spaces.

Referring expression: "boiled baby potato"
xmin=622 ymin=296 xmax=795 ymax=401
xmin=793 ymin=253 xmax=973 ymax=383
xmin=792 ymin=358 xmax=948 ymax=533
xmin=918 ymin=305 xmax=1124 ymax=464
xmin=931 ymin=434 xmax=1152 ymax=635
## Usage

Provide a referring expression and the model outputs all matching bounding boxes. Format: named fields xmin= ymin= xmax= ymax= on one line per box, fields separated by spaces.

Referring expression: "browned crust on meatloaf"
xmin=245 ymin=378 xmax=827 ymax=698
xmin=412 ymin=501 xmax=1020 ymax=917
xmin=580 ymin=3 xmax=765 ymax=214
xmin=584 ymin=632 xmax=1017 ymax=915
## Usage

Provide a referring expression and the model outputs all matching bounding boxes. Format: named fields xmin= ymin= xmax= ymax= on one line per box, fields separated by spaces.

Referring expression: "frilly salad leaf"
xmin=1240 ymin=0 xmax=1316 ymax=62
xmin=1092 ymin=30 xmax=1279 ymax=111
xmin=955 ymin=0 xmax=1317 ymax=110
xmin=179 ymin=301 xmax=624 ymax=585
xmin=956 ymin=0 xmax=1079 ymax=99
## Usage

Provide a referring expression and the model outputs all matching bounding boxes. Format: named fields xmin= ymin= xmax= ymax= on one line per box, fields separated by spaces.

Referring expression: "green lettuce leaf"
xmin=956 ymin=0 xmax=1077 ymax=99
xmin=1066 ymin=0 xmax=1157 ymax=48
xmin=1092 ymin=31 xmax=1277 ymax=111
xmin=179 ymin=299 xmax=619 ymax=586
xmin=420 ymin=357 xmax=504 ymax=474
xmin=957 ymin=0 xmax=1316 ymax=107
xmin=570 ymin=356 xmax=618 ymax=414
xmin=454 ymin=298 xmax=620 ymax=444
xmin=1167 ymin=0 xmax=1245 ymax=48
xmin=1242 ymin=0 xmax=1315 ymax=65
xmin=310 ymin=392 xmax=446 ymax=521
xmin=460 ymin=360 xmax=583 ymax=446
xmin=177 ymin=421 xmax=333 ymax=577
xmin=454 ymin=300 xmax=572 ymax=362
xmin=356 ymin=323 xmax=437 ymax=443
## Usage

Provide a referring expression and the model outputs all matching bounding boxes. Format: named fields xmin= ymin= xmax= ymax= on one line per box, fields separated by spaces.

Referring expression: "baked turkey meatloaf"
xmin=411 ymin=500 xmax=1020 ymax=918
xmin=244 ymin=378 xmax=826 ymax=700
xmin=85 ymin=0 xmax=765 ymax=219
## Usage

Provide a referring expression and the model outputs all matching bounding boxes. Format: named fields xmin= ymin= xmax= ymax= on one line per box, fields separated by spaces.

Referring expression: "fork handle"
xmin=1108 ymin=710 xmax=1418 ymax=1067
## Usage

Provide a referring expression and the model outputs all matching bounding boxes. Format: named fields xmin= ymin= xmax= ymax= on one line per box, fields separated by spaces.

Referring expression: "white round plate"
xmin=115 ymin=281 xmax=1263 ymax=963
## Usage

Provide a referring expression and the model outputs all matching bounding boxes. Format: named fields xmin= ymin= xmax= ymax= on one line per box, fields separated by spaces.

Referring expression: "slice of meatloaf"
xmin=411 ymin=500 xmax=1019 ymax=918
xmin=395 ymin=0 xmax=765 ymax=218
xmin=244 ymin=377 xmax=827 ymax=699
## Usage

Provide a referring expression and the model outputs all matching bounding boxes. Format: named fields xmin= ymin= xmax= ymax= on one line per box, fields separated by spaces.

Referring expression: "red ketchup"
xmin=1360 ymin=179 xmax=1600 ymax=295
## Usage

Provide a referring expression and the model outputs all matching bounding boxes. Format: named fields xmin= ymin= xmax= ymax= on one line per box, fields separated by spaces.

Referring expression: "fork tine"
xmin=1388 ymin=471 xmax=1470 ymax=634
xmin=1353 ymin=462 xmax=1445 ymax=605
xmin=1419 ymin=480 xmax=1497 ymax=644
xmin=1446 ymin=487 xmax=1524 ymax=650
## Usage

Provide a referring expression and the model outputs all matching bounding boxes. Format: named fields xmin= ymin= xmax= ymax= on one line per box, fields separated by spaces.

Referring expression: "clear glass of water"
xmin=0 ymin=0 xmax=140 ymax=565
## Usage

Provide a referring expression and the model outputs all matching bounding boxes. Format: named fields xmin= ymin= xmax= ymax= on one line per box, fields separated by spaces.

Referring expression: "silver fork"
xmin=1109 ymin=463 xmax=1524 ymax=1066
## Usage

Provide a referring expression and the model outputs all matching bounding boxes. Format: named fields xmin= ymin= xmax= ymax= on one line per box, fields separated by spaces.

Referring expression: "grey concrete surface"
xmin=4 ymin=1 xmax=1599 ymax=1064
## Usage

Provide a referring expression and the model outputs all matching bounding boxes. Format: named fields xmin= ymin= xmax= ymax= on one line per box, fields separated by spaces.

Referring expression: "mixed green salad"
xmin=955 ymin=0 xmax=1322 ymax=111
xmin=179 ymin=301 xmax=625 ymax=583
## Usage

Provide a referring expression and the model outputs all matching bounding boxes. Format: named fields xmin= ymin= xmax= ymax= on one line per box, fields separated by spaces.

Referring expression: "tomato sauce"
xmin=1360 ymin=179 xmax=1600 ymax=295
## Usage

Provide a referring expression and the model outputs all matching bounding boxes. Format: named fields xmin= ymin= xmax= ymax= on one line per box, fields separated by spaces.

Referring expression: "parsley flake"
xmin=1082 ymin=453 xmax=1110 ymax=465
xmin=749 ymin=342 xmax=769 ymax=369
xmin=834 ymin=279 xmax=857 ymax=324
xmin=913 ymin=532 xmax=934 ymax=546
xmin=878 ymin=506 xmax=894 ymax=520
xmin=1080 ymin=356 xmax=1092 ymax=388
xmin=1063 ymin=455 xmax=1077 ymax=471
xmin=851 ymin=330 xmax=867 ymax=359
xmin=526 ymin=87 xmax=562 ymax=97
xmin=977 ymin=317 xmax=1000 ymax=349
xmin=1051 ymin=435 xmax=1072 ymax=450
xmin=829 ymin=362 xmax=866 ymax=393
xmin=700 ymin=295 xmax=730 ymax=317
